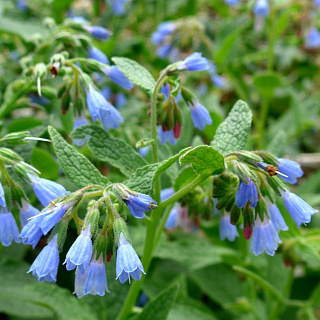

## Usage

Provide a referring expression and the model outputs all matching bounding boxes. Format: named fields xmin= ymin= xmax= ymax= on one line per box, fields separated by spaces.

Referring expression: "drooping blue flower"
xmin=19 ymin=199 xmax=40 ymax=228
xmin=28 ymin=234 xmax=59 ymax=282
xmin=277 ymin=158 xmax=303 ymax=184
xmin=0 ymin=181 xmax=6 ymax=207
xmin=101 ymin=86 xmax=112 ymax=101
xmin=86 ymin=84 xmax=124 ymax=130
xmin=225 ymin=0 xmax=241 ymax=6
xmin=305 ymin=27 xmax=320 ymax=49
xmin=189 ymin=101 xmax=212 ymax=130
xmin=27 ymin=174 xmax=68 ymax=207
xmin=250 ymin=217 xmax=281 ymax=256
xmin=107 ymin=0 xmax=130 ymax=15
xmin=281 ymin=190 xmax=318 ymax=228
xmin=152 ymin=22 xmax=176 ymax=46
xmin=253 ymin=0 xmax=269 ymax=17
xmin=64 ymin=226 xmax=92 ymax=273
xmin=20 ymin=214 xmax=45 ymax=249
xmin=39 ymin=202 xmax=76 ymax=236
xmin=123 ymin=192 xmax=157 ymax=219
xmin=156 ymin=44 xmax=172 ymax=59
xmin=74 ymin=255 xmax=109 ymax=298
xmin=158 ymin=127 xmax=176 ymax=145
xmin=84 ymin=26 xmax=111 ymax=41
xmin=0 ymin=208 xmax=21 ymax=246
xmin=17 ymin=0 xmax=28 ymax=11
xmin=268 ymin=203 xmax=288 ymax=232
xmin=116 ymin=233 xmax=145 ymax=284
xmin=88 ymin=47 xmax=109 ymax=64
xmin=177 ymin=52 xmax=209 ymax=72
xmin=165 ymin=207 xmax=178 ymax=229
xmin=211 ymin=75 xmax=226 ymax=88
xmin=235 ymin=179 xmax=259 ymax=208
xmin=103 ymin=66 xmax=133 ymax=91
xmin=72 ymin=115 xmax=89 ymax=147
xmin=219 ymin=214 xmax=239 ymax=242
xmin=160 ymin=188 xmax=174 ymax=201
xmin=71 ymin=16 xmax=88 ymax=24
xmin=115 ymin=92 xmax=127 ymax=108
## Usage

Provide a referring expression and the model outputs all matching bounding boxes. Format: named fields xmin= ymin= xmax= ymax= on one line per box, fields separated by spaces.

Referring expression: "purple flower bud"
xmin=27 ymin=174 xmax=69 ymax=207
xmin=19 ymin=199 xmax=40 ymax=228
xmin=219 ymin=214 xmax=239 ymax=242
xmin=72 ymin=115 xmax=89 ymax=147
xmin=277 ymin=158 xmax=303 ymax=184
xmin=250 ymin=217 xmax=281 ymax=256
xmin=64 ymin=226 xmax=92 ymax=273
xmin=177 ymin=52 xmax=209 ymax=72
xmin=103 ymin=66 xmax=133 ymax=91
xmin=158 ymin=127 xmax=176 ymax=145
xmin=74 ymin=255 xmax=109 ymax=298
xmin=84 ymin=26 xmax=111 ymax=41
xmin=281 ymin=190 xmax=318 ymax=227
xmin=189 ymin=101 xmax=212 ymax=130
xmin=123 ymin=192 xmax=157 ymax=219
xmin=116 ymin=233 xmax=145 ymax=284
xmin=28 ymin=234 xmax=59 ymax=282
xmin=88 ymin=47 xmax=109 ymax=64
xmin=235 ymin=179 xmax=259 ymax=209
xmin=253 ymin=0 xmax=269 ymax=17
xmin=305 ymin=27 xmax=320 ymax=49
xmin=0 ymin=208 xmax=20 ymax=246
xmin=268 ymin=203 xmax=288 ymax=232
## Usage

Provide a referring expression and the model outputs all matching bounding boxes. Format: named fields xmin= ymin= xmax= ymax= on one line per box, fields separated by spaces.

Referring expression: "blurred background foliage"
xmin=0 ymin=0 xmax=320 ymax=320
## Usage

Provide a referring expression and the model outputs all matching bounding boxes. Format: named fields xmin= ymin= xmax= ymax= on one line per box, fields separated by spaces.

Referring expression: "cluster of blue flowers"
xmin=216 ymin=157 xmax=318 ymax=256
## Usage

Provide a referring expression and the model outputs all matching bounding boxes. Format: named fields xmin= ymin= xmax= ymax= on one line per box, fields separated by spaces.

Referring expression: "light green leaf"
xmin=125 ymin=148 xmax=191 ymax=195
xmin=135 ymin=283 xmax=179 ymax=320
xmin=31 ymin=148 xmax=59 ymax=180
xmin=179 ymin=145 xmax=225 ymax=175
xmin=0 ymin=261 xmax=97 ymax=320
xmin=154 ymin=235 xmax=238 ymax=271
xmin=49 ymin=126 xmax=108 ymax=188
xmin=211 ymin=100 xmax=252 ymax=155
xmin=72 ymin=124 xmax=147 ymax=177
xmin=112 ymin=57 xmax=156 ymax=92
xmin=174 ymin=166 xmax=198 ymax=191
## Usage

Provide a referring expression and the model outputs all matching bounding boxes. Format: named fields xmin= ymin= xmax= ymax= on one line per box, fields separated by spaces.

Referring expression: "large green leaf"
xmin=0 ymin=261 xmax=97 ymax=320
xmin=112 ymin=57 xmax=156 ymax=92
xmin=31 ymin=148 xmax=59 ymax=180
xmin=211 ymin=100 xmax=252 ymax=155
xmin=72 ymin=124 xmax=147 ymax=177
xmin=179 ymin=145 xmax=225 ymax=175
xmin=125 ymin=148 xmax=191 ymax=195
xmin=49 ymin=126 xmax=108 ymax=188
xmin=135 ymin=283 xmax=179 ymax=320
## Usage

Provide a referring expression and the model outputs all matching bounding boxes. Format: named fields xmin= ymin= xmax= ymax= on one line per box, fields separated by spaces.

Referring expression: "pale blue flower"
xmin=74 ymin=255 xmax=109 ymax=298
xmin=64 ymin=226 xmax=92 ymax=273
xmin=88 ymin=47 xmax=109 ymax=64
xmin=305 ymin=27 xmax=320 ymax=49
xmin=235 ymin=179 xmax=258 ymax=208
xmin=282 ymin=190 xmax=318 ymax=227
xmin=189 ymin=101 xmax=212 ymax=130
xmin=158 ymin=127 xmax=176 ymax=145
xmin=268 ymin=203 xmax=288 ymax=232
xmin=277 ymin=158 xmax=303 ymax=184
xmin=177 ymin=52 xmax=209 ymax=72
xmin=72 ymin=115 xmax=89 ymax=147
xmin=123 ymin=192 xmax=157 ymax=219
xmin=219 ymin=214 xmax=239 ymax=242
xmin=84 ymin=26 xmax=111 ymax=40
xmin=19 ymin=199 xmax=40 ymax=228
xmin=0 ymin=181 xmax=6 ymax=207
xmin=253 ymin=0 xmax=269 ymax=17
xmin=0 ymin=208 xmax=20 ymax=246
xmin=20 ymin=214 xmax=45 ymax=249
xmin=160 ymin=188 xmax=174 ymax=201
xmin=152 ymin=21 xmax=176 ymax=45
xmin=165 ymin=207 xmax=178 ymax=229
xmin=103 ymin=66 xmax=133 ymax=91
xmin=116 ymin=233 xmax=145 ymax=284
xmin=28 ymin=234 xmax=59 ymax=282
xmin=225 ymin=0 xmax=241 ymax=6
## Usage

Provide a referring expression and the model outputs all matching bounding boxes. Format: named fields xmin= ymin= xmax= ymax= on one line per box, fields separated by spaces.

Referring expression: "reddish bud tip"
xmin=106 ymin=249 xmax=113 ymax=262
xmin=243 ymin=222 xmax=253 ymax=240
xmin=173 ymin=122 xmax=181 ymax=138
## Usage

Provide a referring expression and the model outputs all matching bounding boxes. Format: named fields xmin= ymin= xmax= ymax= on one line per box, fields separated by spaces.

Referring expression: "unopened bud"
xmin=1 ymin=131 xmax=31 ymax=145
xmin=113 ymin=218 xmax=130 ymax=244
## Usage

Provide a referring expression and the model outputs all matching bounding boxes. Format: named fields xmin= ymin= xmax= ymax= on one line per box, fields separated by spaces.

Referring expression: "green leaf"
xmin=211 ymin=100 xmax=252 ymax=155
xmin=8 ymin=117 xmax=43 ymax=133
xmin=0 ymin=17 xmax=49 ymax=42
xmin=49 ymin=126 xmax=108 ymax=188
xmin=253 ymin=72 xmax=281 ymax=99
xmin=72 ymin=124 xmax=147 ymax=177
xmin=179 ymin=145 xmax=225 ymax=175
xmin=31 ymin=148 xmax=59 ymax=180
xmin=0 ymin=261 xmax=97 ymax=320
xmin=135 ymin=283 xmax=179 ymax=320
xmin=112 ymin=57 xmax=156 ymax=92
xmin=174 ymin=166 xmax=198 ymax=191
xmin=125 ymin=148 xmax=191 ymax=195
xmin=154 ymin=235 xmax=238 ymax=271
xmin=267 ymin=130 xmax=287 ymax=157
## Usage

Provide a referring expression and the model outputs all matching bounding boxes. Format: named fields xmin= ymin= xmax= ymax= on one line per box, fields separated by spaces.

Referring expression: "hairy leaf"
xmin=179 ymin=145 xmax=225 ymax=175
xmin=72 ymin=124 xmax=147 ymax=177
xmin=112 ymin=57 xmax=156 ymax=92
xmin=49 ymin=126 xmax=108 ymax=188
xmin=211 ymin=100 xmax=252 ymax=155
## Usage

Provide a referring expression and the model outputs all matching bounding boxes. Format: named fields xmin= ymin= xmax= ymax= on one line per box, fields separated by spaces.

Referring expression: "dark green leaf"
xmin=49 ymin=126 xmax=108 ymax=188
xmin=31 ymin=148 xmax=59 ymax=180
